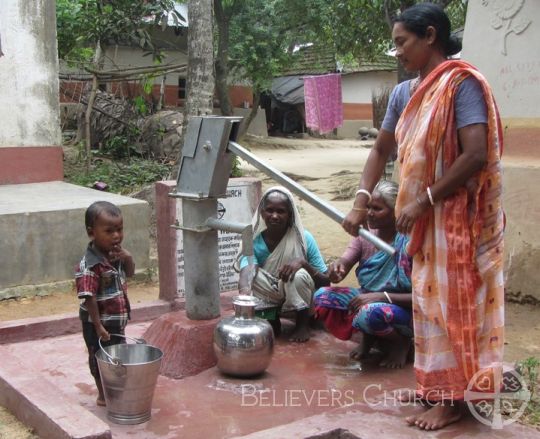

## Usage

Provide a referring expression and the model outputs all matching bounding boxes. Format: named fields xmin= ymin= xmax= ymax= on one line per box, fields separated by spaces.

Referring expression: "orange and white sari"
xmin=395 ymin=60 xmax=504 ymax=401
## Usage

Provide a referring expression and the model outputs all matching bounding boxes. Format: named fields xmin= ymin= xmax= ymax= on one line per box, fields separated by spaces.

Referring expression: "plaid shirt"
xmin=75 ymin=243 xmax=131 ymax=327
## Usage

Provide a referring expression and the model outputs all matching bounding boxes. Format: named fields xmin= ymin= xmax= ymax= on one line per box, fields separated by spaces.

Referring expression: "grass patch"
xmin=517 ymin=357 xmax=540 ymax=429
xmin=65 ymin=154 xmax=173 ymax=195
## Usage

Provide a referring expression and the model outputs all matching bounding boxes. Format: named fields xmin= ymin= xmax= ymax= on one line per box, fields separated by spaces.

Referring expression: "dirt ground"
xmin=1 ymin=135 xmax=539 ymax=437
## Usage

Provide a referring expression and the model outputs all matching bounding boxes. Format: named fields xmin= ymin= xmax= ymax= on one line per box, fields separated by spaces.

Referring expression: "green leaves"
xmin=56 ymin=0 xmax=179 ymax=63
xmin=224 ymin=0 xmax=466 ymax=89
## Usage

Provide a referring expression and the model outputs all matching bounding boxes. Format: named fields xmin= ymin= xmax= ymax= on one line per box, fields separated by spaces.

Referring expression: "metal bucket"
xmin=96 ymin=334 xmax=163 ymax=425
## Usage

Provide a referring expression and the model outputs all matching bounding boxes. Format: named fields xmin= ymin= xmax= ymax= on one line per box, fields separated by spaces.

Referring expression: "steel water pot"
xmin=213 ymin=295 xmax=274 ymax=377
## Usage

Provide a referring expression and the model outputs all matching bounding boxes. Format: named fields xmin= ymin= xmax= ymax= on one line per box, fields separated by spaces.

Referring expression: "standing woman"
xmin=342 ymin=3 xmax=504 ymax=431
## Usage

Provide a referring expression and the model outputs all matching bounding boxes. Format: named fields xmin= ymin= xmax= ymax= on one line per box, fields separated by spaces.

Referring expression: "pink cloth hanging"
xmin=303 ymin=73 xmax=343 ymax=134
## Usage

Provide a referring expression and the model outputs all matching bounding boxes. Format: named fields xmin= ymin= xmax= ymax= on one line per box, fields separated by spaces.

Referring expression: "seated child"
xmin=75 ymin=201 xmax=135 ymax=406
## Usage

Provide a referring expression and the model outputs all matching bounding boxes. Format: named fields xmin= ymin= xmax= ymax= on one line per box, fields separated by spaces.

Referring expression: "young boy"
xmin=75 ymin=201 xmax=135 ymax=406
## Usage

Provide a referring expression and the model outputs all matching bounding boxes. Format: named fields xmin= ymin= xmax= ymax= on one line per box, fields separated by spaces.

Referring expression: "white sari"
xmin=240 ymin=186 xmax=315 ymax=312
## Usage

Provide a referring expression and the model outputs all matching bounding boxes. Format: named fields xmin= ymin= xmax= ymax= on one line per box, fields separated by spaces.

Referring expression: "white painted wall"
xmin=0 ymin=0 xmax=61 ymax=147
xmin=103 ymin=26 xmax=188 ymax=87
xmin=102 ymin=47 xmax=188 ymax=86
xmin=341 ymin=71 xmax=396 ymax=103
xmin=462 ymin=0 xmax=540 ymax=118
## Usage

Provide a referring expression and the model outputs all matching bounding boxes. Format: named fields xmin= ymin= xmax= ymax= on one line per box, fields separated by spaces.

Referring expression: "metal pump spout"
xmin=205 ymin=218 xmax=254 ymax=259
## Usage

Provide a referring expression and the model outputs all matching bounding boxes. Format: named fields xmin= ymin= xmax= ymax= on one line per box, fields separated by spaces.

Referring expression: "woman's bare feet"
xmin=406 ymin=402 xmax=462 ymax=431
xmin=289 ymin=326 xmax=310 ymax=342
xmin=349 ymin=333 xmax=375 ymax=361
xmin=379 ymin=337 xmax=412 ymax=369
xmin=289 ymin=309 xmax=310 ymax=342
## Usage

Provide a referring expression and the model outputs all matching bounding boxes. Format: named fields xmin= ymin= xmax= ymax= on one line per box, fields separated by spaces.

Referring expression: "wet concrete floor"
xmin=2 ymin=320 xmax=538 ymax=438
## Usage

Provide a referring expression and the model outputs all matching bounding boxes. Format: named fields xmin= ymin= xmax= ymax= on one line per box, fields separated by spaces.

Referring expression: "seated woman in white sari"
xmin=237 ymin=187 xmax=330 ymax=342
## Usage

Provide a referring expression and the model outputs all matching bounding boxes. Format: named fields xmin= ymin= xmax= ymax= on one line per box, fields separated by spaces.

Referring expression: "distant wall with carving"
xmin=462 ymin=0 xmax=538 ymax=119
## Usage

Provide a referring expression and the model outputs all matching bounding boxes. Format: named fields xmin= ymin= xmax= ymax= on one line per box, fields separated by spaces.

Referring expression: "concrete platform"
xmin=0 ymin=181 xmax=150 ymax=297
xmin=0 ymin=310 xmax=538 ymax=438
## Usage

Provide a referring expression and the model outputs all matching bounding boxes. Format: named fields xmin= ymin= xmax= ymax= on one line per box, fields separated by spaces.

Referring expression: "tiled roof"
xmin=279 ymin=45 xmax=337 ymax=76
xmin=342 ymin=54 xmax=397 ymax=74
xmin=278 ymin=46 xmax=396 ymax=77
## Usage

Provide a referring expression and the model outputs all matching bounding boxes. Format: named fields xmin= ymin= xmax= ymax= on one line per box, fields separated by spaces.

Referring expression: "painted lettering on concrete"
xmin=176 ymin=182 xmax=255 ymax=297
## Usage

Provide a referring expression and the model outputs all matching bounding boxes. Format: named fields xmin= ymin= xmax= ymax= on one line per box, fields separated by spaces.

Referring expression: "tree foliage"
xmin=56 ymin=0 xmax=183 ymax=172
xmin=56 ymin=0 xmax=182 ymax=64
xmin=220 ymin=0 xmax=466 ymax=94
xmin=267 ymin=0 xmax=466 ymax=61
xmin=211 ymin=0 xmax=466 ymax=134
xmin=228 ymin=1 xmax=292 ymax=94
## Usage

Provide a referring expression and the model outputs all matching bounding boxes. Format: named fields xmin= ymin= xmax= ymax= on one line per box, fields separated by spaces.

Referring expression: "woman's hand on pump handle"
xmin=342 ymin=208 xmax=368 ymax=237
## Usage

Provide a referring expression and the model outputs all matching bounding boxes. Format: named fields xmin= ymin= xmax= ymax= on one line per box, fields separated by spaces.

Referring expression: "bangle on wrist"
xmin=426 ymin=187 xmax=435 ymax=206
xmin=383 ymin=291 xmax=393 ymax=304
xmin=355 ymin=189 xmax=372 ymax=203
xmin=352 ymin=207 xmax=368 ymax=212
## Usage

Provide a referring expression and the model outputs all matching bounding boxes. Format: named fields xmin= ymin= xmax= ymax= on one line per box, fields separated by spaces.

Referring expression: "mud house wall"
xmin=339 ymin=71 xmax=396 ymax=138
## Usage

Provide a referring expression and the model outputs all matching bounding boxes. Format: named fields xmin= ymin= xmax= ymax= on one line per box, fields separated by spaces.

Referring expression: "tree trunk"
xmin=237 ymin=92 xmax=260 ymax=140
xmin=158 ymin=74 xmax=166 ymax=111
xmin=174 ymin=0 xmax=215 ymax=175
xmin=84 ymin=41 xmax=103 ymax=173
xmin=214 ymin=0 xmax=233 ymax=116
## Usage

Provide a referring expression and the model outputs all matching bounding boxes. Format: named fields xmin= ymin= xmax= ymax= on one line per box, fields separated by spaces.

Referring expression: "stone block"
xmin=155 ymin=178 xmax=261 ymax=301
xmin=0 ymin=181 xmax=149 ymax=295
xmin=143 ymin=293 xmax=235 ymax=379
xmin=143 ymin=311 xmax=220 ymax=379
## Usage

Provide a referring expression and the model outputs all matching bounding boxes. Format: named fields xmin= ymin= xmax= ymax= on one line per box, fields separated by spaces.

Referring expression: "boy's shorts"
xmin=82 ymin=321 xmax=125 ymax=379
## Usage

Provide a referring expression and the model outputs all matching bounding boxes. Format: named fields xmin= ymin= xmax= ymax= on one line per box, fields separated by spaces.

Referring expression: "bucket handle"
xmin=98 ymin=334 xmax=146 ymax=365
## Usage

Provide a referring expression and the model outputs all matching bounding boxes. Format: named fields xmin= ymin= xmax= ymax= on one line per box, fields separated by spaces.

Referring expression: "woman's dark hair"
xmin=394 ymin=2 xmax=462 ymax=57
xmin=85 ymin=201 xmax=122 ymax=229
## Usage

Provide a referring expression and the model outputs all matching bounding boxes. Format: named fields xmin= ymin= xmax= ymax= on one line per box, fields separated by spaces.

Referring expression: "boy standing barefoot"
xmin=76 ymin=201 xmax=135 ymax=406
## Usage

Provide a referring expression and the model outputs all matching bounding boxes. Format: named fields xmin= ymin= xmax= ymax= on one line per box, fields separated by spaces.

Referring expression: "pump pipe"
xmin=205 ymin=218 xmax=254 ymax=259
xmin=228 ymin=141 xmax=395 ymax=256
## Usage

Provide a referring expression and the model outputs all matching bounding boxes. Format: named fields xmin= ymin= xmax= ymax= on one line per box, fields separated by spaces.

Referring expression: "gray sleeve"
xmin=380 ymin=77 xmax=487 ymax=132
xmin=381 ymin=81 xmax=410 ymax=133
xmin=455 ymin=76 xmax=488 ymax=129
